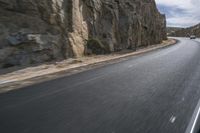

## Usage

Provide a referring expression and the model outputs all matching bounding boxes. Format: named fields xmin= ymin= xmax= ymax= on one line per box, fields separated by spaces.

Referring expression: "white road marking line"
xmin=185 ymin=98 xmax=200 ymax=133
xmin=188 ymin=103 xmax=200 ymax=133
xmin=170 ymin=115 xmax=176 ymax=123
xmin=190 ymin=107 xmax=200 ymax=133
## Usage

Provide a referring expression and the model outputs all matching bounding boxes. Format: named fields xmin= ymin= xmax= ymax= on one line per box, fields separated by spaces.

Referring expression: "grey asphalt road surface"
xmin=1 ymin=38 xmax=200 ymax=133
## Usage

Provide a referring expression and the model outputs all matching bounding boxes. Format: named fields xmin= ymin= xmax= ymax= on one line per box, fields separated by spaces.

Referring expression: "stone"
xmin=0 ymin=47 xmax=15 ymax=62
xmin=7 ymin=32 xmax=28 ymax=46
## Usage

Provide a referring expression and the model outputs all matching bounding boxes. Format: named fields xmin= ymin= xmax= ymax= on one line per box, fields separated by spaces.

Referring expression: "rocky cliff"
xmin=0 ymin=0 xmax=167 ymax=68
xmin=169 ymin=23 xmax=200 ymax=37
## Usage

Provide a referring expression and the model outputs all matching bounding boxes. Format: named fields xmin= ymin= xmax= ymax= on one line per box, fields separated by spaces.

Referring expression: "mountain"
xmin=0 ymin=0 xmax=167 ymax=68
xmin=168 ymin=23 xmax=200 ymax=37
xmin=167 ymin=27 xmax=183 ymax=36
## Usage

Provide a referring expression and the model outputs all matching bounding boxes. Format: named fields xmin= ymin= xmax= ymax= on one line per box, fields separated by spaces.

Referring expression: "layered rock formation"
xmin=0 ymin=0 xmax=167 ymax=68
xmin=169 ymin=23 xmax=200 ymax=37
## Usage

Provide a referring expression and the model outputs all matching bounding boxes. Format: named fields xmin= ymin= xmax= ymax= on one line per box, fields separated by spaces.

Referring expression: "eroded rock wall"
xmin=0 ymin=0 xmax=166 ymax=68
xmin=70 ymin=0 xmax=167 ymax=54
xmin=0 ymin=0 xmax=74 ymax=67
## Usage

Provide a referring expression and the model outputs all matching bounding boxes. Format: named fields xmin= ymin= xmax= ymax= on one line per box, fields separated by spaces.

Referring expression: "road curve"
xmin=1 ymin=38 xmax=200 ymax=133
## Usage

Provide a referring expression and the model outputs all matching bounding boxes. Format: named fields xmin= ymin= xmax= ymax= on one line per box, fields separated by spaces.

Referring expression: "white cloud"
xmin=156 ymin=0 xmax=192 ymax=9
xmin=155 ymin=0 xmax=200 ymax=27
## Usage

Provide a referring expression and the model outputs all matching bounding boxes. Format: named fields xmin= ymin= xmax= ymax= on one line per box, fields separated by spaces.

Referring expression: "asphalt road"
xmin=1 ymin=38 xmax=200 ymax=133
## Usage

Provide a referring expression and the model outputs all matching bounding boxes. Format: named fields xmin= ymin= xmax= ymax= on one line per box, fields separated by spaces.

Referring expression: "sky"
xmin=155 ymin=0 xmax=200 ymax=27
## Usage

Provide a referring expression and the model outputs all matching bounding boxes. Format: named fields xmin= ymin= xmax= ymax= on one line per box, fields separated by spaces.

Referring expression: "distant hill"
xmin=168 ymin=23 xmax=200 ymax=37
xmin=167 ymin=27 xmax=183 ymax=36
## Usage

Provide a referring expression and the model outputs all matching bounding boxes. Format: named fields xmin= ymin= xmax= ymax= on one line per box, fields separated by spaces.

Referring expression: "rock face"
xmin=0 ymin=0 xmax=166 ymax=68
xmin=169 ymin=23 xmax=200 ymax=37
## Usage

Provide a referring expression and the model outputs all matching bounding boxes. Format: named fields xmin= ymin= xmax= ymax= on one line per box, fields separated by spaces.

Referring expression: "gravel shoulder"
xmin=0 ymin=38 xmax=177 ymax=93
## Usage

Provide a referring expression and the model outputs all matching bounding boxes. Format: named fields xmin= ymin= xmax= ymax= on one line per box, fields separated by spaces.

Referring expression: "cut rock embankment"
xmin=0 ymin=0 xmax=166 ymax=68
xmin=0 ymin=39 xmax=176 ymax=93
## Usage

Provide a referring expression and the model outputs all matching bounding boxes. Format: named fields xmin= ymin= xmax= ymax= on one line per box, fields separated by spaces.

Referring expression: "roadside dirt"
xmin=0 ymin=38 xmax=177 ymax=93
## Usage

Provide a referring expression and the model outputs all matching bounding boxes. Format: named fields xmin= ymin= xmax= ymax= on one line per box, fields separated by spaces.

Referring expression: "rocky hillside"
xmin=0 ymin=0 xmax=167 ymax=68
xmin=169 ymin=23 xmax=200 ymax=37
xmin=167 ymin=27 xmax=183 ymax=36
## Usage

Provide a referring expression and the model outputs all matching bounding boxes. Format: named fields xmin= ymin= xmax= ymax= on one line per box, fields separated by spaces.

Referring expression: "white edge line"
xmin=186 ymin=99 xmax=200 ymax=133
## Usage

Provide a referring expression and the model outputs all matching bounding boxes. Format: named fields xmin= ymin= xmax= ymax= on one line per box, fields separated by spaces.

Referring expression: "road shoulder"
xmin=0 ymin=38 xmax=177 ymax=93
